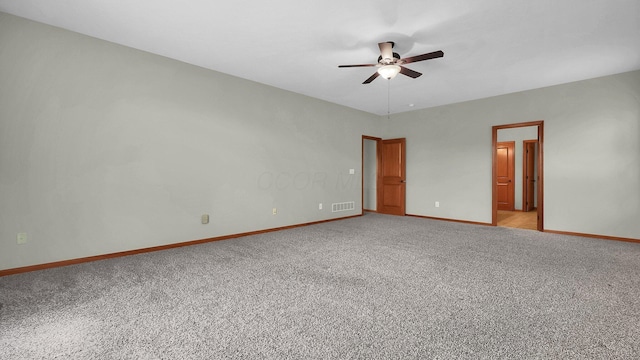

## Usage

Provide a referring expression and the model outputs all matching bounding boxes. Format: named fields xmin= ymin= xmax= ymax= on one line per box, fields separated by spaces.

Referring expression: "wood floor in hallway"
xmin=497 ymin=210 xmax=538 ymax=230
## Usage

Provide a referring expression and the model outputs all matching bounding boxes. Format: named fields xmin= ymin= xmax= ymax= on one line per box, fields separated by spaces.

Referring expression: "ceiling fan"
xmin=338 ymin=41 xmax=444 ymax=84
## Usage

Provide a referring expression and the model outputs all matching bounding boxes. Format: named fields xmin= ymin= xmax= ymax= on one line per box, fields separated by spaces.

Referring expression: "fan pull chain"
xmin=387 ymin=79 xmax=391 ymax=120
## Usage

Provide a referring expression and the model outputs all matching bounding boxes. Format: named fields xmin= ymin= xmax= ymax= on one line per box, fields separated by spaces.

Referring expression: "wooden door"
xmin=378 ymin=138 xmax=406 ymax=216
xmin=496 ymin=141 xmax=515 ymax=211
xmin=523 ymin=140 xmax=537 ymax=212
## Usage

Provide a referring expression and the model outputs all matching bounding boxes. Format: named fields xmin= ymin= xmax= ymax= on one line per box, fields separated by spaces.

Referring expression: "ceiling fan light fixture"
xmin=378 ymin=64 xmax=401 ymax=79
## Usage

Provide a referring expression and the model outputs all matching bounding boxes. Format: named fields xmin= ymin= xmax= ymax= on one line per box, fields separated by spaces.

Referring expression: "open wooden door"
xmin=496 ymin=141 xmax=515 ymax=211
xmin=378 ymin=138 xmax=406 ymax=216
xmin=523 ymin=140 xmax=537 ymax=212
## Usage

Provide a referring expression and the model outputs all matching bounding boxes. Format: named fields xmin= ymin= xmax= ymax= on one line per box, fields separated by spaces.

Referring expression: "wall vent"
xmin=332 ymin=201 xmax=355 ymax=212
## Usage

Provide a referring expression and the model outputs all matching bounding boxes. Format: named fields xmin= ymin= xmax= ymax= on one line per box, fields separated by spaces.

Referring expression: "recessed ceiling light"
xmin=408 ymin=103 xmax=415 ymax=107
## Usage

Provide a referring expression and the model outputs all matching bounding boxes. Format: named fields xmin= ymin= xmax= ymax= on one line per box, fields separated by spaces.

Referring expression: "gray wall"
xmin=497 ymin=126 xmax=538 ymax=210
xmin=0 ymin=13 xmax=380 ymax=270
xmin=383 ymin=70 xmax=640 ymax=239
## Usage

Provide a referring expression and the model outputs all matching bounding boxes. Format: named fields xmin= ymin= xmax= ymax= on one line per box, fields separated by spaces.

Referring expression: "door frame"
xmin=362 ymin=135 xmax=382 ymax=214
xmin=492 ymin=121 xmax=544 ymax=231
xmin=361 ymin=135 xmax=406 ymax=216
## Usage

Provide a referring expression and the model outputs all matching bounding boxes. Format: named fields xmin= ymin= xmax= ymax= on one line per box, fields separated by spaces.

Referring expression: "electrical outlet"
xmin=435 ymin=201 xmax=440 ymax=208
xmin=319 ymin=203 xmax=323 ymax=210
xmin=17 ymin=232 xmax=27 ymax=245
xmin=272 ymin=208 xmax=277 ymax=215
xmin=201 ymin=214 xmax=209 ymax=224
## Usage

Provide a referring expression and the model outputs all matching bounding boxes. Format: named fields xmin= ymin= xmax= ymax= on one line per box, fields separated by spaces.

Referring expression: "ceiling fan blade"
xmin=378 ymin=42 xmax=394 ymax=61
xmin=338 ymin=63 xmax=378 ymax=68
xmin=363 ymin=72 xmax=380 ymax=84
xmin=399 ymin=66 xmax=422 ymax=79
xmin=401 ymin=50 xmax=444 ymax=64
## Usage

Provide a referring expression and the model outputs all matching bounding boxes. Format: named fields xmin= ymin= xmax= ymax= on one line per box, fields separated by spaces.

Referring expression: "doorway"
xmin=362 ymin=136 xmax=406 ymax=216
xmin=362 ymin=136 xmax=379 ymax=212
xmin=492 ymin=121 xmax=544 ymax=231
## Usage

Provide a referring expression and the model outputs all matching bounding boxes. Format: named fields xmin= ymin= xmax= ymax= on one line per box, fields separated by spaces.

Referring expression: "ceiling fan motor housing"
xmin=378 ymin=52 xmax=401 ymax=64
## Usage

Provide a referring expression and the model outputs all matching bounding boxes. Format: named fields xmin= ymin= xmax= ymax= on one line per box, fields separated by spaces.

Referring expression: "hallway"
xmin=497 ymin=210 xmax=537 ymax=230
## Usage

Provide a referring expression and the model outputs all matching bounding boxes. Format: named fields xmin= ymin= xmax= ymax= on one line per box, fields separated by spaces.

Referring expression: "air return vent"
xmin=332 ymin=201 xmax=355 ymax=212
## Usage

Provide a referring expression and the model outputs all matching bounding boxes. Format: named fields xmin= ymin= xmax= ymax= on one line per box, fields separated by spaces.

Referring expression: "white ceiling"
xmin=1 ymin=0 xmax=639 ymax=115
